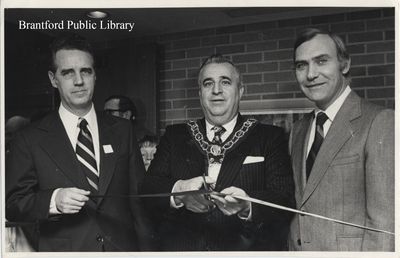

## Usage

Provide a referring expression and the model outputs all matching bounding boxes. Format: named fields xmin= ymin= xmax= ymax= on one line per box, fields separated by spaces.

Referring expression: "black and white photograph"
xmin=1 ymin=0 xmax=397 ymax=257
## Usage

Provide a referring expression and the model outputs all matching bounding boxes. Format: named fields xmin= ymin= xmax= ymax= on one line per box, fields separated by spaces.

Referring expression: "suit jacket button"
xmin=297 ymin=239 xmax=301 ymax=245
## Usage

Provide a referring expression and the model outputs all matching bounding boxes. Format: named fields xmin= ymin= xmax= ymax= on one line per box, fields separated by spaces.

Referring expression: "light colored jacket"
xmin=288 ymin=91 xmax=394 ymax=251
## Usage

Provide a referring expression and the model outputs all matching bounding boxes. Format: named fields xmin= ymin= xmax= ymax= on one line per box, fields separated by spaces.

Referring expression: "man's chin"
xmin=206 ymin=113 xmax=232 ymax=125
xmin=72 ymin=101 xmax=92 ymax=110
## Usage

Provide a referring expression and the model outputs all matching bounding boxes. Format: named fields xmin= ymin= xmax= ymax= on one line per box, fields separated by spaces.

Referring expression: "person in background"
xmin=104 ymin=95 xmax=137 ymax=121
xmin=6 ymin=33 xmax=151 ymax=251
xmin=5 ymin=116 xmax=30 ymax=153
xmin=288 ymin=28 xmax=394 ymax=251
xmin=5 ymin=115 xmax=36 ymax=252
xmin=141 ymin=54 xmax=294 ymax=251
xmin=104 ymin=95 xmax=152 ymax=140
xmin=138 ymin=135 xmax=158 ymax=171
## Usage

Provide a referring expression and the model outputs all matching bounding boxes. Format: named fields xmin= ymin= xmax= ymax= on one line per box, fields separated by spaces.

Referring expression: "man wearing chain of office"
xmin=141 ymin=54 xmax=295 ymax=251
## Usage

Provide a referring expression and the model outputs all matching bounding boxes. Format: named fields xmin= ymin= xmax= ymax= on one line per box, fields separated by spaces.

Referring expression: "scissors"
xmin=202 ymin=173 xmax=213 ymax=201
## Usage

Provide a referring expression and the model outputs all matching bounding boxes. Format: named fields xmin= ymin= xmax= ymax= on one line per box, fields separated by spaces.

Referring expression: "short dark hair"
xmin=293 ymin=28 xmax=350 ymax=77
xmin=198 ymin=54 xmax=242 ymax=87
xmin=138 ymin=135 xmax=158 ymax=148
xmin=104 ymin=95 xmax=137 ymax=117
xmin=49 ymin=33 xmax=95 ymax=72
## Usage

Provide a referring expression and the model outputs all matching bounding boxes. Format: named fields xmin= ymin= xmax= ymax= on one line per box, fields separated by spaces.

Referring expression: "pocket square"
xmin=243 ymin=156 xmax=264 ymax=164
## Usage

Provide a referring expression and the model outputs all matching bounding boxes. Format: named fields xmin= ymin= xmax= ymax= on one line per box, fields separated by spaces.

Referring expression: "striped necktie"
xmin=306 ymin=112 xmax=328 ymax=180
xmin=76 ymin=118 xmax=99 ymax=196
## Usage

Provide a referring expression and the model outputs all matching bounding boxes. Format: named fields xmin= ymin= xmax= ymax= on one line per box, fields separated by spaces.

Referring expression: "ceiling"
xmin=5 ymin=7 xmax=369 ymax=42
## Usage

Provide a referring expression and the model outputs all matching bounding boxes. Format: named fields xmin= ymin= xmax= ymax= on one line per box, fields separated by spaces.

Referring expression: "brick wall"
xmin=156 ymin=8 xmax=395 ymax=132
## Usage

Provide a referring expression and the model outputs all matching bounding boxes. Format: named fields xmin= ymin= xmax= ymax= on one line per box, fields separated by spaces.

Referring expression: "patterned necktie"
xmin=209 ymin=126 xmax=226 ymax=164
xmin=306 ymin=112 xmax=328 ymax=180
xmin=212 ymin=126 xmax=226 ymax=145
xmin=76 ymin=118 xmax=99 ymax=196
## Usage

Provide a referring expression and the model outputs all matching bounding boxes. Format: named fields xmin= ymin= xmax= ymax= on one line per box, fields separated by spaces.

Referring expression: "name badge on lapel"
xmin=103 ymin=145 xmax=114 ymax=154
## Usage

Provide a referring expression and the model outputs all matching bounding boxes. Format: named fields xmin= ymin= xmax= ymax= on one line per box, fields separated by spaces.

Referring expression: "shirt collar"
xmin=315 ymin=86 xmax=351 ymax=122
xmin=205 ymin=115 xmax=238 ymax=138
xmin=58 ymin=103 xmax=97 ymax=130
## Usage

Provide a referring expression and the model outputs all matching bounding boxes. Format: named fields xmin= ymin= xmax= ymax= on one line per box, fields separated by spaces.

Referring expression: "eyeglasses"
xmin=202 ymin=173 xmax=214 ymax=201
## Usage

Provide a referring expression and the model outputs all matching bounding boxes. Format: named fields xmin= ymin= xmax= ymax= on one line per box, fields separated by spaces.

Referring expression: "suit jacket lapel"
xmin=215 ymin=150 xmax=247 ymax=191
xmin=291 ymin=113 xmax=313 ymax=201
xmin=38 ymin=112 xmax=90 ymax=191
xmin=186 ymin=141 xmax=207 ymax=178
xmin=97 ymin=114 xmax=119 ymax=202
xmin=214 ymin=116 xmax=251 ymax=191
xmin=187 ymin=119 xmax=208 ymax=177
xmin=301 ymin=92 xmax=362 ymax=206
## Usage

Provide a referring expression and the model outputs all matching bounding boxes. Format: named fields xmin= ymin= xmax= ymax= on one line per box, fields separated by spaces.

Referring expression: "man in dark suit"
xmin=288 ymin=28 xmax=394 ymax=251
xmin=6 ymin=34 xmax=150 ymax=251
xmin=141 ymin=54 xmax=294 ymax=251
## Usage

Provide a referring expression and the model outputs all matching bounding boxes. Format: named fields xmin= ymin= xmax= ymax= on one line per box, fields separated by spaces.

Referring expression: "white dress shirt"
xmin=49 ymin=103 xmax=100 ymax=214
xmin=307 ymin=86 xmax=351 ymax=155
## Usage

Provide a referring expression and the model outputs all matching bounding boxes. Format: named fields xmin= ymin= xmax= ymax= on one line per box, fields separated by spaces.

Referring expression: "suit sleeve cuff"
xmin=49 ymin=188 xmax=62 ymax=215
xmin=170 ymin=180 xmax=184 ymax=209
xmin=238 ymin=203 xmax=252 ymax=221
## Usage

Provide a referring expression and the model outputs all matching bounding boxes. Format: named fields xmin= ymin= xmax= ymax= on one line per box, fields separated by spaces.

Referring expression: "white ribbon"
xmin=88 ymin=189 xmax=394 ymax=236
xmin=230 ymin=194 xmax=394 ymax=236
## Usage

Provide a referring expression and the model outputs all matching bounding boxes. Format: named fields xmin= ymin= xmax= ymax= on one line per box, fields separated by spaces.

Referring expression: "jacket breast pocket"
xmin=331 ymin=154 xmax=360 ymax=166
xmin=239 ymin=161 xmax=265 ymax=190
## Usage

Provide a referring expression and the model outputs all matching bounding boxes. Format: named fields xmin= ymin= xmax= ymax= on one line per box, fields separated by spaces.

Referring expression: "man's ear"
xmin=239 ymin=85 xmax=244 ymax=99
xmin=341 ymin=58 xmax=351 ymax=75
xmin=48 ymin=71 xmax=57 ymax=89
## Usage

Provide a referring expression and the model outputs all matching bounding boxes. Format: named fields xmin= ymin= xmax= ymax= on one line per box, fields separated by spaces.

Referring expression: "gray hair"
xmin=294 ymin=28 xmax=351 ymax=78
xmin=198 ymin=54 xmax=242 ymax=87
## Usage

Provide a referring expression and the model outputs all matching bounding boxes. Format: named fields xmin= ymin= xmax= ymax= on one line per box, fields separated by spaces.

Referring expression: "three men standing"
xmin=6 ymin=28 xmax=394 ymax=252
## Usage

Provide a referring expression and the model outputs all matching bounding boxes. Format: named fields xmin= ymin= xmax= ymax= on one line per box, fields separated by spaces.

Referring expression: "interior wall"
xmin=5 ymin=23 xmax=158 ymax=135
xmin=4 ymin=7 xmax=395 ymax=137
xmin=5 ymin=21 xmax=55 ymax=121
xmin=155 ymin=8 xmax=395 ymax=133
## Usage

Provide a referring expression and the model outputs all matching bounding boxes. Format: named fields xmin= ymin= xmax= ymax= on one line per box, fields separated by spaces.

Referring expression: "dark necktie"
xmin=209 ymin=126 xmax=226 ymax=164
xmin=306 ymin=112 xmax=328 ymax=180
xmin=76 ymin=118 xmax=99 ymax=196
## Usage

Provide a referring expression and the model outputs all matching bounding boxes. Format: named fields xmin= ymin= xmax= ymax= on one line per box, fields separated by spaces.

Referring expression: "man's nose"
xmin=307 ymin=64 xmax=318 ymax=81
xmin=74 ymin=73 xmax=84 ymax=86
xmin=212 ymin=82 xmax=222 ymax=94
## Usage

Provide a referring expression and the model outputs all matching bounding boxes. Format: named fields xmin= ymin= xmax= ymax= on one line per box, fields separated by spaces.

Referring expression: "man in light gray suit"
xmin=288 ymin=28 xmax=394 ymax=251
